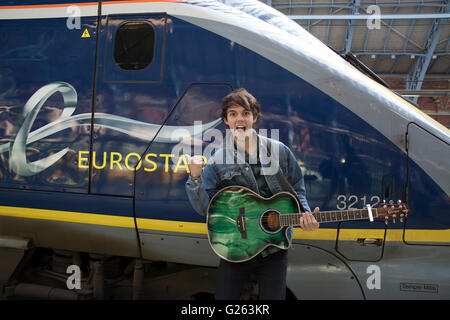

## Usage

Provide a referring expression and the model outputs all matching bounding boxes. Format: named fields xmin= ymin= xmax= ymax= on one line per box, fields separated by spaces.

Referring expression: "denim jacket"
xmin=185 ymin=130 xmax=311 ymax=226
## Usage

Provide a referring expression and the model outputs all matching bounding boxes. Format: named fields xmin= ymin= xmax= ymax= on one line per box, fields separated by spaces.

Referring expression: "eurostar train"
xmin=0 ymin=0 xmax=449 ymax=300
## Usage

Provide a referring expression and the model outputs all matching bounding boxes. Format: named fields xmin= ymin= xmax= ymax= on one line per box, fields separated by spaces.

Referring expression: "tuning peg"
xmin=389 ymin=200 xmax=394 ymax=204
xmin=383 ymin=200 xmax=386 ymax=204
xmin=398 ymin=200 xmax=402 ymax=204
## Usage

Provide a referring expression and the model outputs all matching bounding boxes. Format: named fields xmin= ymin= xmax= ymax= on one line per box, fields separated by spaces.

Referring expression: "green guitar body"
xmin=207 ymin=186 xmax=301 ymax=263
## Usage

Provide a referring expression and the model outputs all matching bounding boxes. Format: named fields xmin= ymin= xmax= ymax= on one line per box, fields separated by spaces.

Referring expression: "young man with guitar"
xmin=185 ymin=88 xmax=319 ymax=300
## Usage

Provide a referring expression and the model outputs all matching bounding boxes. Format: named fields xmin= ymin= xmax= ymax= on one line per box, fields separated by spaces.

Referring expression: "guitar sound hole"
xmin=260 ymin=210 xmax=281 ymax=233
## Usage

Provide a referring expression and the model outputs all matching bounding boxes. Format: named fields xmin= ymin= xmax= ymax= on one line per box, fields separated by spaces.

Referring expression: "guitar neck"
xmin=279 ymin=208 xmax=379 ymax=227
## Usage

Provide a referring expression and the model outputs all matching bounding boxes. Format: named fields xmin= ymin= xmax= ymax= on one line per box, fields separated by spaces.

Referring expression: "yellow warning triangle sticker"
xmin=81 ymin=28 xmax=90 ymax=38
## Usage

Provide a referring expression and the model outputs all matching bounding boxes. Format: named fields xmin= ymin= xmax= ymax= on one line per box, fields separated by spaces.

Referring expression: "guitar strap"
xmin=265 ymin=137 xmax=307 ymax=214
xmin=274 ymin=167 xmax=307 ymax=214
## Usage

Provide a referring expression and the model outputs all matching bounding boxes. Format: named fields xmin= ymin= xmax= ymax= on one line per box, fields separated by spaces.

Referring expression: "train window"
xmin=114 ymin=22 xmax=155 ymax=70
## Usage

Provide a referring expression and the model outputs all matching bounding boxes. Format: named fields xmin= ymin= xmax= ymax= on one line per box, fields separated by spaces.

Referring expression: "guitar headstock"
xmin=377 ymin=201 xmax=410 ymax=223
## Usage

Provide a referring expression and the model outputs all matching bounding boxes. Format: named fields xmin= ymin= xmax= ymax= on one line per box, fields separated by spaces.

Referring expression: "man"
xmin=185 ymin=88 xmax=319 ymax=300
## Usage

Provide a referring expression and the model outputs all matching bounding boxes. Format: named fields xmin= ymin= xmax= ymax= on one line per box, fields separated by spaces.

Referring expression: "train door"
xmin=81 ymin=13 xmax=170 ymax=258
xmin=405 ymin=122 xmax=450 ymax=245
xmin=91 ymin=13 xmax=169 ymax=196
xmin=399 ymin=122 xmax=450 ymax=298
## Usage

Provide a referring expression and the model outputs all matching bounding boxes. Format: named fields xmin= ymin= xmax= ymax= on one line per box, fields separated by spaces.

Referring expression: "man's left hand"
xmin=300 ymin=207 xmax=320 ymax=231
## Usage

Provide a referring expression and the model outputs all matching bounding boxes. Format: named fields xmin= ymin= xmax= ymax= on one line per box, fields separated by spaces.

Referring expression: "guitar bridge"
xmin=237 ymin=208 xmax=247 ymax=239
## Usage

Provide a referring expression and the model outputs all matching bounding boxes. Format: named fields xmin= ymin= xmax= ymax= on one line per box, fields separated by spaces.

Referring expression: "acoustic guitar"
xmin=207 ymin=186 xmax=410 ymax=262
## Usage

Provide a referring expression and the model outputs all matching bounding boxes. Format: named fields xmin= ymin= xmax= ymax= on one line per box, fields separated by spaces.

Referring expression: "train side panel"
xmin=0 ymin=1 xmax=449 ymax=300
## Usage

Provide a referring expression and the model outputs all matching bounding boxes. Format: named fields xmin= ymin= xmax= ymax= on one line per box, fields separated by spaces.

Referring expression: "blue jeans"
xmin=215 ymin=249 xmax=288 ymax=300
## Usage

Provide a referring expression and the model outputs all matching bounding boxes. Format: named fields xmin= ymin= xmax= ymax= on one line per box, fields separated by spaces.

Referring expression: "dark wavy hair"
xmin=220 ymin=88 xmax=262 ymax=121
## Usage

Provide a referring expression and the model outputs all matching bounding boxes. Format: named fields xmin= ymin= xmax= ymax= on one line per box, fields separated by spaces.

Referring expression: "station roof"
xmin=263 ymin=0 xmax=449 ymax=125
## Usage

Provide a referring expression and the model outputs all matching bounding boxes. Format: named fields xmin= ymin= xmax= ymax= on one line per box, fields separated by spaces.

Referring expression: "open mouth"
xmin=236 ymin=126 xmax=246 ymax=132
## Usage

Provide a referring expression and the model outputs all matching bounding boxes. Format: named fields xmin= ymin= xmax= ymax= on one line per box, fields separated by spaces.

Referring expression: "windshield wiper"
xmin=340 ymin=51 xmax=390 ymax=89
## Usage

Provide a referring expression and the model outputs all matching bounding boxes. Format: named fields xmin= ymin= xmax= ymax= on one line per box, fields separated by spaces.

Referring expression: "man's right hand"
xmin=185 ymin=155 xmax=205 ymax=178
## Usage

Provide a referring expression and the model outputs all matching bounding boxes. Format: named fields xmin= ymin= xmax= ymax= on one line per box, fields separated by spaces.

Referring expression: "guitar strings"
xmin=234 ymin=211 xmax=370 ymax=223
xmin=215 ymin=209 xmax=372 ymax=223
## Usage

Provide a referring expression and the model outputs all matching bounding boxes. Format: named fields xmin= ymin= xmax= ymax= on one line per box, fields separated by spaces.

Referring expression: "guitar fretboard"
xmin=279 ymin=208 xmax=378 ymax=227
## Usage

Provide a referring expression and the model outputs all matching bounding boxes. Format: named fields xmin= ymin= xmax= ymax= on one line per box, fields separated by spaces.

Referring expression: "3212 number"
xmin=336 ymin=195 xmax=381 ymax=210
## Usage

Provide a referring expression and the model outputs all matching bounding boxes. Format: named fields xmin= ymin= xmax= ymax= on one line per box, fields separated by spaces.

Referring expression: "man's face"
xmin=223 ymin=104 xmax=257 ymax=139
